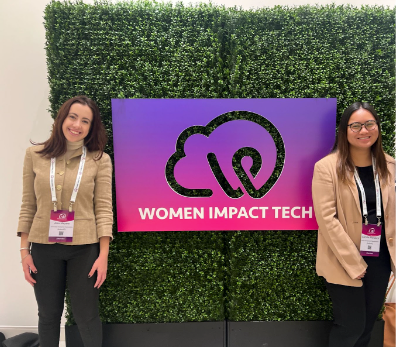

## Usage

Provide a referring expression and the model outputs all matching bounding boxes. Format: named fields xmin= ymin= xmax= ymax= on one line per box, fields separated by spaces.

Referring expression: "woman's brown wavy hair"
xmin=331 ymin=102 xmax=389 ymax=183
xmin=34 ymin=96 xmax=107 ymax=160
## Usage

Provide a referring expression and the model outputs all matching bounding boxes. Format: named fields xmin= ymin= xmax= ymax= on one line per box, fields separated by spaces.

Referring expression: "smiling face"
xmin=347 ymin=108 xmax=379 ymax=152
xmin=62 ymin=103 xmax=93 ymax=142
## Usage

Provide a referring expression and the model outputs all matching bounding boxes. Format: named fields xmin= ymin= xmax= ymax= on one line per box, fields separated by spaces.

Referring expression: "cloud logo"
xmin=165 ymin=111 xmax=285 ymax=199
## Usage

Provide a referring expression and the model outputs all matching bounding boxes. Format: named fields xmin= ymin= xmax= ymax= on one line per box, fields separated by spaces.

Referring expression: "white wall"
xmin=0 ymin=0 xmax=95 ymax=340
xmin=0 ymin=0 xmax=394 ymax=341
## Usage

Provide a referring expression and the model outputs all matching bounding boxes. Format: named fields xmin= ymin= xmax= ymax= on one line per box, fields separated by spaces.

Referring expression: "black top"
xmin=355 ymin=165 xmax=389 ymax=259
xmin=355 ymin=166 xmax=384 ymax=226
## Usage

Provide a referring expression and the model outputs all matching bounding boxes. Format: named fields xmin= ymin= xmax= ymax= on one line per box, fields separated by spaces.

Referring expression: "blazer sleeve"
xmin=94 ymin=153 xmax=113 ymax=240
xmin=312 ymin=160 xmax=367 ymax=280
xmin=17 ymin=147 xmax=37 ymax=236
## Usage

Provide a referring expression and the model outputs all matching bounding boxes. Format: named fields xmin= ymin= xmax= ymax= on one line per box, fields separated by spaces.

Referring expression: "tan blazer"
xmin=312 ymin=152 xmax=395 ymax=287
xmin=17 ymin=145 xmax=113 ymax=245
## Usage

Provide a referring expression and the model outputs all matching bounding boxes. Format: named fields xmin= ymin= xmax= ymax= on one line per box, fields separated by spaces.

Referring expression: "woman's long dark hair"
xmin=33 ymin=96 xmax=107 ymax=159
xmin=331 ymin=102 xmax=389 ymax=183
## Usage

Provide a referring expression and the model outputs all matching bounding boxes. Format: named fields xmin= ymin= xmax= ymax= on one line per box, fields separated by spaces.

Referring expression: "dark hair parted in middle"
xmin=34 ymin=96 xmax=107 ymax=159
xmin=331 ymin=101 xmax=389 ymax=183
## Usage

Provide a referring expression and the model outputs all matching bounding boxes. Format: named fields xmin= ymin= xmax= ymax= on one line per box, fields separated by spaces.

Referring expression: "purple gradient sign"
xmin=112 ymin=99 xmax=336 ymax=232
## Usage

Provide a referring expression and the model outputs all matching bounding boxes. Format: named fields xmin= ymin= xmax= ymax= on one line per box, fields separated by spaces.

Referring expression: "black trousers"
xmin=31 ymin=243 xmax=102 ymax=347
xmin=325 ymin=252 xmax=391 ymax=347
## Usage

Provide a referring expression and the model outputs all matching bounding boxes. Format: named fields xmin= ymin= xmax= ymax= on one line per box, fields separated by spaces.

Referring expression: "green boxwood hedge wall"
xmin=44 ymin=1 xmax=395 ymax=324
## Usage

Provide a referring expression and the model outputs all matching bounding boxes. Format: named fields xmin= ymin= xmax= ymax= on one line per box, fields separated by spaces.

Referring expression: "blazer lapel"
xmin=380 ymin=177 xmax=389 ymax=212
xmin=347 ymin=176 xmax=361 ymax=214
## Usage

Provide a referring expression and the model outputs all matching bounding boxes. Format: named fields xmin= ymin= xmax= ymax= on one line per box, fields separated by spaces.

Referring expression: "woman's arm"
xmin=17 ymin=148 xmax=37 ymax=236
xmin=88 ymin=153 xmax=113 ymax=288
xmin=93 ymin=153 xmax=113 ymax=240
xmin=89 ymin=236 xmax=110 ymax=288
xmin=18 ymin=148 xmax=38 ymax=285
xmin=20 ymin=232 xmax=37 ymax=286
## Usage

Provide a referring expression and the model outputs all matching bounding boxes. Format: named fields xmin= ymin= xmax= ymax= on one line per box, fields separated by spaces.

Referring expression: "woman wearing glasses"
xmin=17 ymin=96 xmax=113 ymax=347
xmin=312 ymin=102 xmax=395 ymax=347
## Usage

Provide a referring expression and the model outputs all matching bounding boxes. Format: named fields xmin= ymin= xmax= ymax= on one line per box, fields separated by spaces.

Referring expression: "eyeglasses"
xmin=347 ymin=120 xmax=377 ymax=133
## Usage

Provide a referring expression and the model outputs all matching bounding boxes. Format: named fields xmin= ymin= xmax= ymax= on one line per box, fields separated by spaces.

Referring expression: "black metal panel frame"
xmin=228 ymin=320 xmax=384 ymax=347
xmin=66 ymin=321 xmax=226 ymax=347
xmin=66 ymin=320 xmax=384 ymax=347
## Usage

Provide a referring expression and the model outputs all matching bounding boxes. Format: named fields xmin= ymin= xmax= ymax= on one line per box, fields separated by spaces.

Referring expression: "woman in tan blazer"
xmin=312 ymin=102 xmax=395 ymax=347
xmin=18 ymin=96 xmax=113 ymax=347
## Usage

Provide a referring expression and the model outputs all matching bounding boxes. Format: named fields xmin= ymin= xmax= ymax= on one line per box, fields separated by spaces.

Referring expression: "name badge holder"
xmin=354 ymin=157 xmax=382 ymax=257
xmin=49 ymin=146 xmax=87 ymax=242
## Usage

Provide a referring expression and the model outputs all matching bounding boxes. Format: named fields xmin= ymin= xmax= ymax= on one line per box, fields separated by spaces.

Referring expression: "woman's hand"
xmin=22 ymin=253 xmax=37 ymax=286
xmin=355 ymin=270 xmax=366 ymax=280
xmin=88 ymin=254 xmax=108 ymax=289
xmin=89 ymin=236 xmax=111 ymax=289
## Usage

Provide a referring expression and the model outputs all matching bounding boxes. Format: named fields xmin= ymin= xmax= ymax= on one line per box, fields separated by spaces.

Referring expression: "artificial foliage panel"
xmin=227 ymin=231 xmax=332 ymax=321
xmin=98 ymin=231 xmax=226 ymax=323
xmin=45 ymin=1 xmax=395 ymax=324
xmin=226 ymin=5 xmax=396 ymax=153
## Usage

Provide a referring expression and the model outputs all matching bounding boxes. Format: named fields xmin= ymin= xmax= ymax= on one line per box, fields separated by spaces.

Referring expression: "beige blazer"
xmin=312 ymin=152 xmax=395 ymax=287
xmin=17 ymin=145 xmax=113 ymax=245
